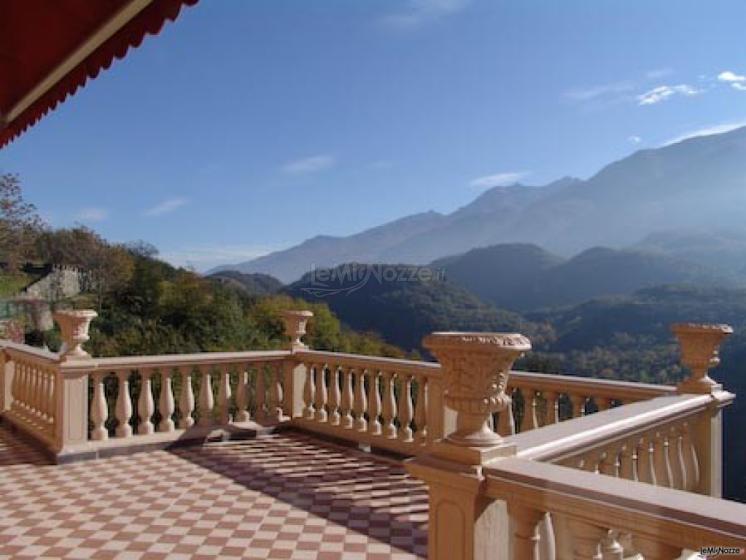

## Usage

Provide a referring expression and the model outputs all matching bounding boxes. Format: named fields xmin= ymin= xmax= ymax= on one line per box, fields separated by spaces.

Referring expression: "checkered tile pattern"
xmin=0 ymin=425 xmax=427 ymax=559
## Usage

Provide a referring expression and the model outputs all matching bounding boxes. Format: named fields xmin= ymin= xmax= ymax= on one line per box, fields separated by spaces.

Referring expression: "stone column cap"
xmin=671 ymin=323 xmax=733 ymax=335
xmin=423 ymin=331 xmax=532 ymax=352
xmin=281 ymin=310 xmax=314 ymax=318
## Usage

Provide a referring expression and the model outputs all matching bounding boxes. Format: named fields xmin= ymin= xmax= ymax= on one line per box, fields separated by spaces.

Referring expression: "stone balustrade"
xmin=1 ymin=310 xmax=743 ymax=559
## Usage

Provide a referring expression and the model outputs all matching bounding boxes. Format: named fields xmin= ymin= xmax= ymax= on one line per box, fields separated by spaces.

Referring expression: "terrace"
xmin=1 ymin=309 xmax=744 ymax=559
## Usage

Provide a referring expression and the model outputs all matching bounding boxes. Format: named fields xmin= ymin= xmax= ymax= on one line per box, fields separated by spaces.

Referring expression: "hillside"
xmin=434 ymin=243 xmax=724 ymax=311
xmin=208 ymin=270 xmax=283 ymax=296
xmin=283 ymin=263 xmax=546 ymax=353
xmin=217 ymin=126 xmax=746 ymax=281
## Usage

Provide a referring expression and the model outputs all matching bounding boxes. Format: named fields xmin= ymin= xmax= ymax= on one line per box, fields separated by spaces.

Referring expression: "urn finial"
xmin=281 ymin=310 xmax=314 ymax=350
xmin=53 ymin=309 xmax=97 ymax=361
xmin=672 ymin=323 xmax=732 ymax=394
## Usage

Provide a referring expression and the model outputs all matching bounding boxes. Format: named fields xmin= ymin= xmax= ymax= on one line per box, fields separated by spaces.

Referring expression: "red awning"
xmin=0 ymin=0 xmax=198 ymax=149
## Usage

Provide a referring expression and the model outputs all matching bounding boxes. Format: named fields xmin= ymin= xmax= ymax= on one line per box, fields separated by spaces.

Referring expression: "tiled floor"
xmin=0 ymin=426 xmax=428 ymax=559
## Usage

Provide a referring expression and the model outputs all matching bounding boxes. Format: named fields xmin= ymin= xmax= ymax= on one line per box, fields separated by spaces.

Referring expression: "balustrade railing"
xmin=1 ymin=311 xmax=743 ymax=560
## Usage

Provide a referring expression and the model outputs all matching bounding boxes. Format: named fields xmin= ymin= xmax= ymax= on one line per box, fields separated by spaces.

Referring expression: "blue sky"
xmin=3 ymin=0 xmax=746 ymax=270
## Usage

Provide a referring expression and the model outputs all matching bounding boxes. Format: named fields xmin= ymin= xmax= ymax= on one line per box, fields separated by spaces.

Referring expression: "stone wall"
xmin=22 ymin=265 xmax=83 ymax=301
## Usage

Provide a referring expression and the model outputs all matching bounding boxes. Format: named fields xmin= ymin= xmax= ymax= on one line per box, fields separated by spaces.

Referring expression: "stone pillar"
xmin=406 ymin=331 xmax=531 ymax=560
xmin=281 ymin=310 xmax=314 ymax=418
xmin=0 ymin=349 xmax=12 ymax=412
xmin=52 ymin=310 xmax=98 ymax=455
xmin=672 ymin=322 xmax=734 ymax=497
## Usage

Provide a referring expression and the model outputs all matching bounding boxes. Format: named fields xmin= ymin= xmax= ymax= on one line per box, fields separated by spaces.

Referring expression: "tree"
xmin=35 ymin=227 xmax=134 ymax=310
xmin=0 ymin=173 xmax=44 ymax=268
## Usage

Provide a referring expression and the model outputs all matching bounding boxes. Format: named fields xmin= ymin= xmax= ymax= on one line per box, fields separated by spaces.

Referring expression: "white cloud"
xmin=469 ymin=171 xmax=529 ymax=189
xmin=733 ymin=83 xmax=746 ymax=91
xmin=646 ymin=68 xmax=673 ymax=79
xmin=143 ymin=197 xmax=188 ymax=217
xmin=637 ymin=84 xmax=700 ymax=105
xmin=281 ymin=154 xmax=336 ymax=175
xmin=628 ymin=135 xmax=642 ymax=144
xmin=381 ymin=0 xmax=469 ymax=29
xmin=564 ymin=81 xmax=634 ymax=102
xmin=160 ymin=245 xmax=275 ymax=272
xmin=75 ymin=207 xmax=108 ymax=222
xmin=662 ymin=121 xmax=746 ymax=146
xmin=718 ymin=70 xmax=746 ymax=83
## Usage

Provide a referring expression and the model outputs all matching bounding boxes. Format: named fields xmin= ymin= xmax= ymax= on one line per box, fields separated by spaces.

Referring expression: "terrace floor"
xmin=0 ymin=426 xmax=428 ymax=560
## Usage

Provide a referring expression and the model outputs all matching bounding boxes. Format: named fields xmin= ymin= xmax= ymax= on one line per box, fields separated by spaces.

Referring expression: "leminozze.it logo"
xmin=700 ymin=546 xmax=744 ymax=557
xmin=300 ymin=264 xmax=445 ymax=298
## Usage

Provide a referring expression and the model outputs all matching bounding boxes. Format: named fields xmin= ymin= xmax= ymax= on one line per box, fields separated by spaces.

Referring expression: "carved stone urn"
xmin=423 ymin=332 xmax=531 ymax=450
xmin=672 ymin=323 xmax=732 ymax=393
xmin=53 ymin=309 xmax=97 ymax=361
xmin=281 ymin=310 xmax=314 ymax=350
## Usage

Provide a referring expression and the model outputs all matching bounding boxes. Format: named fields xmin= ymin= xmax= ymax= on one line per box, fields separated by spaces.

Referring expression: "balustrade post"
xmin=367 ymin=370 xmax=382 ymax=435
xmin=544 ymin=391 xmax=558 ymax=425
xmin=328 ymin=365 xmax=341 ymax=425
xmin=158 ymin=368 xmax=175 ymax=432
xmin=90 ymin=371 xmax=108 ymax=440
xmin=406 ymin=331 xmax=531 ymax=560
xmin=137 ymin=368 xmax=155 ymax=435
xmin=234 ymin=368 xmax=250 ymax=422
xmin=381 ymin=370 xmax=397 ymax=438
xmin=314 ymin=363 xmax=327 ymax=422
xmin=520 ymin=390 xmax=538 ymax=432
xmin=198 ymin=365 xmax=214 ymax=426
xmin=0 ymin=350 xmax=11 ymax=412
xmin=509 ymin=503 xmax=545 ymax=560
xmin=269 ymin=363 xmax=285 ymax=422
xmin=303 ymin=363 xmax=315 ymax=419
xmin=398 ymin=374 xmax=414 ymax=442
xmin=217 ymin=368 xmax=232 ymax=425
xmin=255 ymin=365 xmax=268 ymax=421
xmin=115 ymin=370 xmax=133 ymax=438
xmin=178 ymin=366 xmax=195 ymax=429
xmin=672 ymin=322 xmax=733 ymax=496
xmin=414 ymin=376 xmax=428 ymax=443
xmin=341 ymin=367 xmax=354 ymax=429
xmin=353 ymin=368 xmax=367 ymax=431
xmin=281 ymin=310 xmax=314 ymax=420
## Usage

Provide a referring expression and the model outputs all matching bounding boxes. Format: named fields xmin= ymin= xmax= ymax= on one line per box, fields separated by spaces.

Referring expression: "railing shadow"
xmin=0 ymin=424 xmax=52 ymax=466
xmin=168 ymin=428 xmax=428 ymax=556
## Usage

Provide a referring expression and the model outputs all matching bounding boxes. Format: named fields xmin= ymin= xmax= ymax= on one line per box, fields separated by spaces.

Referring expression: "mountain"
xmin=283 ymin=263 xmax=543 ymax=353
xmin=431 ymin=243 xmax=564 ymax=310
xmin=210 ymin=211 xmax=446 ymax=283
xmin=217 ymin=126 xmax=746 ymax=282
xmin=207 ymin=271 xmax=283 ymax=296
xmin=434 ymin=243 xmax=725 ymax=311
xmin=636 ymin=229 xmax=746 ymax=278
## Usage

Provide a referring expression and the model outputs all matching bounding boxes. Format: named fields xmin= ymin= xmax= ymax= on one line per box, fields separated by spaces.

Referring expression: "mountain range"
xmin=212 ymin=125 xmax=746 ymax=283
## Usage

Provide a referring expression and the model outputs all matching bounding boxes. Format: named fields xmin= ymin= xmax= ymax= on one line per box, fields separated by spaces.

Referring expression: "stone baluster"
xmin=633 ymin=536 xmax=683 ymax=560
xmin=29 ymin=367 xmax=39 ymax=414
xmin=381 ymin=371 xmax=397 ymax=438
xmin=497 ymin=397 xmax=515 ymax=436
xmin=509 ymin=503 xmax=545 ymax=560
xmin=158 ymin=368 xmax=175 ymax=432
xmin=354 ymin=368 xmax=367 ymax=431
xmin=570 ymin=394 xmax=587 ymax=418
xmin=302 ymin=363 xmax=315 ymax=419
xmin=681 ymin=422 xmax=700 ymax=491
xmin=38 ymin=369 xmax=49 ymax=420
xmin=340 ymin=367 xmax=354 ymax=429
xmin=398 ymin=374 xmax=414 ymax=442
xmin=90 ymin=371 xmax=108 ymax=440
xmin=599 ymin=448 xmax=619 ymax=477
xmin=520 ymin=389 xmax=538 ymax=432
xmin=137 ymin=368 xmax=155 ymax=435
xmin=255 ymin=364 xmax=267 ymax=420
xmin=328 ymin=365 xmax=341 ymax=425
xmin=314 ymin=363 xmax=328 ymax=422
xmin=600 ymin=531 xmax=624 ymax=560
xmin=367 ymin=370 xmax=382 ymax=435
xmin=618 ymin=441 xmax=637 ymax=481
xmin=652 ymin=431 xmax=673 ymax=488
xmin=668 ymin=425 xmax=685 ymax=490
xmin=636 ymin=435 xmax=657 ymax=485
xmin=217 ymin=367 xmax=232 ymax=425
xmin=198 ymin=365 xmax=214 ymax=426
xmin=414 ymin=376 xmax=428 ymax=443
xmin=269 ymin=363 xmax=284 ymax=422
xmin=234 ymin=368 xmax=250 ymax=422
xmin=46 ymin=370 xmax=56 ymax=424
xmin=567 ymin=518 xmax=607 ymax=560
xmin=115 ymin=370 xmax=133 ymax=438
xmin=544 ymin=391 xmax=558 ymax=425
xmin=178 ymin=366 xmax=195 ymax=429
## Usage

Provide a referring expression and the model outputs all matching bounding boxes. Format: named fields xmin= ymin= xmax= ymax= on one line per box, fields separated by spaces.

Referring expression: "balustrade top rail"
xmin=88 ymin=350 xmax=290 ymax=371
xmin=0 ymin=340 xmax=59 ymax=363
xmin=297 ymin=349 xmax=675 ymax=401
xmin=484 ymin=457 xmax=746 ymax=550
xmin=507 ymin=391 xmax=731 ymax=462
